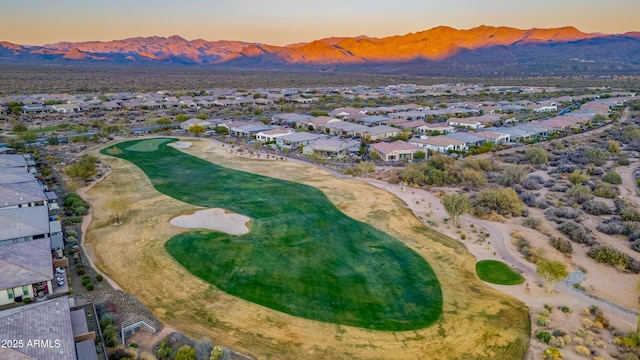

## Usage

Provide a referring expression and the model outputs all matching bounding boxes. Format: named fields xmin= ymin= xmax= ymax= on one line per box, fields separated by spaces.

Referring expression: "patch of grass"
xmin=124 ymin=138 xmax=172 ymax=152
xmin=103 ymin=138 xmax=443 ymax=331
xmin=476 ymin=260 xmax=525 ymax=285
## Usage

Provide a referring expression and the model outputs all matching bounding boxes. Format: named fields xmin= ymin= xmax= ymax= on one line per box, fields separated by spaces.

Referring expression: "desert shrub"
xmin=459 ymin=158 xmax=494 ymax=172
xmin=537 ymin=331 xmax=552 ymax=343
xmin=568 ymin=169 xmax=590 ymax=185
xmin=588 ymin=245 xmax=640 ymax=273
xmin=519 ymin=191 xmax=537 ymax=206
xmin=566 ymin=185 xmax=593 ymax=204
xmin=555 ymin=162 xmax=580 ymax=174
xmin=628 ymin=223 xmax=640 ymax=242
xmin=74 ymin=206 xmax=88 ymax=216
xmin=552 ymin=329 xmax=567 ymax=337
xmin=574 ymin=327 xmax=586 ymax=337
xmin=86 ymin=283 xmax=94 ymax=291
xmin=546 ymin=207 xmax=582 ymax=221
xmin=574 ymin=345 xmax=591 ymax=356
xmin=523 ymin=217 xmax=543 ymax=230
xmin=620 ymin=125 xmax=640 ymax=143
xmin=618 ymin=153 xmax=631 ymax=165
xmin=581 ymin=318 xmax=594 ymax=328
xmin=581 ymin=200 xmax=613 ymax=216
xmin=458 ymin=168 xmax=488 ymax=189
xmin=581 ymin=147 xmax=607 ymax=166
xmin=522 ymin=175 xmax=544 ymax=190
xmin=549 ymin=336 xmax=565 ymax=348
xmin=108 ymin=346 xmax=138 ymax=360
xmin=542 ymin=347 xmax=563 ymax=360
xmin=497 ymin=164 xmax=528 ymax=186
xmin=513 ymin=236 xmax=543 ymax=263
xmin=549 ymin=183 xmax=571 ymax=192
xmin=596 ymin=219 xmax=626 ymax=235
xmin=76 ymin=268 xmax=86 ymax=275
xmin=539 ymin=307 xmax=550 ymax=316
xmin=593 ymin=183 xmax=620 ymax=198
xmin=537 ymin=316 xmax=551 ymax=327
xmin=558 ymin=221 xmax=596 ymax=245
xmin=525 ymin=147 xmax=550 ymax=165
xmin=620 ymin=353 xmax=640 ymax=360
xmin=102 ymin=324 xmax=119 ymax=347
xmin=96 ymin=274 xmax=103 ymax=282
xmin=550 ymin=237 xmax=573 ymax=254
xmin=81 ymin=278 xmax=91 ymax=286
xmin=472 ymin=187 xmax=522 ymax=217
xmin=621 ymin=208 xmax=640 ymax=222
xmin=174 ymin=345 xmax=196 ymax=360
xmin=603 ymin=171 xmax=622 ymax=184
xmin=66 ymin=216 xmax=83 ymax=224
xmin=533 ymin=197 xmax=552 ymax=209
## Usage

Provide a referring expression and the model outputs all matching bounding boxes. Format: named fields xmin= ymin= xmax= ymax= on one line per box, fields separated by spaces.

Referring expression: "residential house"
xmin=180 ymin=118 xmax=211 ymax=131
xmin=0 ymin=296 xmax=97 ymax=360
xmin=473 ymin=114 xmax=503 ymax=127
xmin=446 ymin=132 xmax=487 ymax=148
xmin=21 ymin=104 xmax=50 ymax=114
xmin=271 ymin=113 xmax=314 ymax=127
xmin=370 ymin=141 xmax=422 ymax=162
xmin=255 ymin=128 xmax=295 ymax=142
xmin=389 ymin=111 xmax=427 ymax=121
xmin=530 ymin=102 xmax=558 ymax=113
xmin=497 ymin=104 xmax=528 ymax=113
xmin=276 ymin=133 xmax=326 ymax=150
xmin=306 ymin=116 xmax=341 ymax=131
xmin=0 ymin=179 xmax=48 ymax=209
xmin=325 ymin=122 xmax=369 ymax=137
xmin=357 ymin=125 xmax=401 ymax=141
xmin=0 ymin=206 xmax=51 ymax=246
xmin=447 ymin=117 xmax=484 ymax=130
xmin=409 ymin=136 xmax=466 ymax=153
xmin=329 ymin=107 xmax=365 ymax=120
xmin=303 ymin=139 xmax=360 ymax=159
xmin=580 ymin=102 xmax=611 ymax=114
xmin=0 ymin=238 xmax=53 ymax=306
xmin=358 ymin=115 xmax=391 ymax=127
xmin=416 ymin=122 xmax=455 ymax=135
xmin=51 ymin=104 xmax=80 ymax=114
xmin=0 ymin=155 xmax=35 ymax=174
xmin=399 ymin=120 xmax=429 ymax=132
xmin=473 ymin=131 xmax=511 ymax=144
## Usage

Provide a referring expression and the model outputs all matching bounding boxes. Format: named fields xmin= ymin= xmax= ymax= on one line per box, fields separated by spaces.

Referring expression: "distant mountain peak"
xmin=1 ymin=25 xmax=638 ymax=76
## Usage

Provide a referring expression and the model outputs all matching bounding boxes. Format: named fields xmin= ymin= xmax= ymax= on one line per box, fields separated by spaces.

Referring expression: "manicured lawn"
xmin=476 ymin=260 xmax=525 ymax=285
xmin=102 ymin=138 xmax=443 ymax=330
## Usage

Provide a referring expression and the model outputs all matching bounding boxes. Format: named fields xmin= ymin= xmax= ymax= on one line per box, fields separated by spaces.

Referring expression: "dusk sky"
xmin=3 ymin=0 xmax=639 ymax=46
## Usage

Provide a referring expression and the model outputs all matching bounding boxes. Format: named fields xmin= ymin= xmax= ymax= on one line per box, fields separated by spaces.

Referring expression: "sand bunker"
xmin=170 ymin=208 xmax=250 ymax=235
xmin=168 ymin=141 xmax=193 ymax=149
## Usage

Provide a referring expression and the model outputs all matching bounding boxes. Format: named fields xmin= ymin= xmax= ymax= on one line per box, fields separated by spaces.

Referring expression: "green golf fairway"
xmin=102 ymin=138 xmax=443 ymax=330
xmin=476 ymin=260 xmax=525 ymax=285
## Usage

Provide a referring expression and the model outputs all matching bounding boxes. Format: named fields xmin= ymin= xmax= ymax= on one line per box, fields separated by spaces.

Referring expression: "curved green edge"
xmin=102 ymin=138 xmax=443 ymax=330
xmin=476 ymin=260 xmax=525 ymax=285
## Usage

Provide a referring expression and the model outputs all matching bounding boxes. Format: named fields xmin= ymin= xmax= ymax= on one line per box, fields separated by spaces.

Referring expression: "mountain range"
xmin=1 ymin=26 xmax=639 ymax=76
